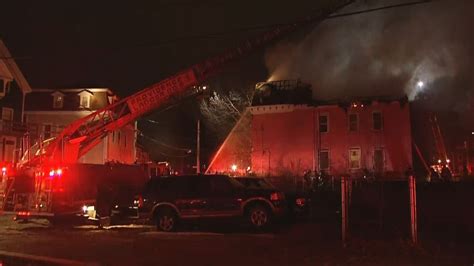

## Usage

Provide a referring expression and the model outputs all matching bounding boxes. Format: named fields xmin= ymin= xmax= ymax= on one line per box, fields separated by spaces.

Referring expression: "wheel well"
xmin=243 ymin=200 xmax=272 ymax=216
xmin=152 ymin=205 xmax=178 ymax=221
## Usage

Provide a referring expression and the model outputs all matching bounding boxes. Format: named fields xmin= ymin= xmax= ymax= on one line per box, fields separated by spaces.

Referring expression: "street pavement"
xmin=0 ymin=215 xmax=472 ymax=266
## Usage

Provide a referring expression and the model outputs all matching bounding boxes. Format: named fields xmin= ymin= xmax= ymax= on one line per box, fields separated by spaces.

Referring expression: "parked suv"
xmin=134 ymin=174 xmax=286 ymax=231
xmin=234 ymin=177 xmax=310 ymax=220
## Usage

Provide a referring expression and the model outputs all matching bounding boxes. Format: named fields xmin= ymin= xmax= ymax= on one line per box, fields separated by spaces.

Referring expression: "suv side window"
xmin=210 ymin=176 xmax=234 ymax=196
xmin=189 ymin=176 xmax=211 ymax=197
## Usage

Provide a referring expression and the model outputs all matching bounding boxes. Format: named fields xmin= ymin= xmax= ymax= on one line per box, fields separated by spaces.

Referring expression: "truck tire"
xmin=247 ymin=204 xmax=271 ymax=230
xmin=155 ymin=209 xmax=178 ymax=232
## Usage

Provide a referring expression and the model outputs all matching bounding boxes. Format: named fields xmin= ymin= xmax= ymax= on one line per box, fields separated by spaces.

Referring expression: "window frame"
xmin=372 ymin=111 xmax=383 ymax=131
xmin=348 ymin=113 xmax=359 ymax=132
xmin=53 ymin=95 xmax=64 ymax=109
xmin=43 ymin=124 xmax=53 ymax=140
xmin=1 ymin=107 xmax=14 ymax=121
xmin=373 ymin=148 xmax=385 ymax=172
xmin=319 ymin=114 xmax=329 ymax=133
xmin=79 ymin=94 xmax=91 ymax=108
xmin=348 ymin=147 xmax=362 ymax=170
xmin=319 ymin=149 xmax=330 ymax=171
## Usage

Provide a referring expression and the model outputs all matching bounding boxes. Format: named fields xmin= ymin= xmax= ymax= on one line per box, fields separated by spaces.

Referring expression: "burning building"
xmin=207 ymin=80 xmax=412 ymax=180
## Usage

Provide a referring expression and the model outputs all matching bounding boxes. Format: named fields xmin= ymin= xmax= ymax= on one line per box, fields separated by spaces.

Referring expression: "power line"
xmin=138 ymin=131 xmax=191 ymax=152
xmin=327 ymin=0 xmax=435 ymax=19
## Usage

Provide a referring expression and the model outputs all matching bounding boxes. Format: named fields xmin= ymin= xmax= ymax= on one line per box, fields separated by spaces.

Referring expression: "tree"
xmin=199 ymin=87 xmax=254 ymax=138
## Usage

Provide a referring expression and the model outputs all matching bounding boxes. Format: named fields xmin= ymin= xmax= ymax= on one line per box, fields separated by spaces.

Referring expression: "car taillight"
xmin=270 ymin=192 xmax=285 ymax=201
xmin=296 ymin=198 xmax=306 ymax=207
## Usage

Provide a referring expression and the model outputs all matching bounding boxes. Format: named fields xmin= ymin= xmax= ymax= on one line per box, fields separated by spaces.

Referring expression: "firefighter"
xmin=440 ymin=165 xmax=452 ymax=181
xmin=430 ymin=166 xmax=441 ymax=182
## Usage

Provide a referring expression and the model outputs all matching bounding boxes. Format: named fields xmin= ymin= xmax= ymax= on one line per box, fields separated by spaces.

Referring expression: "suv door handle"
xmin=190 ymin=199 xmax=207 ymax=205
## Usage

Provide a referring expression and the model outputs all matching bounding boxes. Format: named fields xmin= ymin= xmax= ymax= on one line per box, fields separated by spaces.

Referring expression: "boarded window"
xmin=349 ymin=148 xmax=361 ymax=169
xmin=319 ymin=149 xmax=329 ymax=170
xmin=374 ymin=148 xmax=384 ymax=172
xmin=319 ymin=115 xmax=329 ymax=133
xmin=349 ymin=113 xmax=358 ymax=132
xmin=373 ymin=112 xmax=383 ymax=130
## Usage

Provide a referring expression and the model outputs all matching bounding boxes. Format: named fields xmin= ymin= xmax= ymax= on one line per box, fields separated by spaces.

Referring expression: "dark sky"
xmin=0 ymin=0 xmax=336 ymax=94
xmin=0 ymin=0 xmax=338 ymax=168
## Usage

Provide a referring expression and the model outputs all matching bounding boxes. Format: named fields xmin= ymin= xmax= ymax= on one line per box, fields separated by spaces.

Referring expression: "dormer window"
xmin=78 ymin=90 xmax=93 ymax=109
xmin=80 ymin=94 xmax=91 ymax=108
xmin=51 ymin=91 xmax=64 ymax=109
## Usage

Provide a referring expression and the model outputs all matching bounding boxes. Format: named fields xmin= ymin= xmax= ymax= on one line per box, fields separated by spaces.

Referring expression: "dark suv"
xmin=135 ymin=174 xmax=286 ymax=231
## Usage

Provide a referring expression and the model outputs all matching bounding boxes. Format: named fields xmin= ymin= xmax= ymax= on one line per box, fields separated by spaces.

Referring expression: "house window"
xmin=374 ymin=148 xmax=384 ymax=172
xmin=349 ymin=113 xmax=358 ymax=132
xmin=319 ymin=115 xmax=329 ymax=133
xmin=349 ymin=148 xmax=361 ymax=169
xmin=43 ymin=124 xmax=52 ymax=139
xmin=1 ymin=108 xmax=13 ymax=121
xmin=53 ymin=95 xmax=64 ymax=109
xmin=80 ymin=95 xmax=91 ymax=108
xmin=319 ymin=149 xmax=329 ymax=170
xmin=373 ymin=112 xmax=383 ymax=130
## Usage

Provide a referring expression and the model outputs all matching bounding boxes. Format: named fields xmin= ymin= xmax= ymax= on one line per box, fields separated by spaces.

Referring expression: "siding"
xmin=208 ymin=99 xmax=412 ymax=179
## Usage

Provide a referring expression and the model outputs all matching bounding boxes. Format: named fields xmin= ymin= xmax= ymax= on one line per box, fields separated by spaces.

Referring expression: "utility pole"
xmin=196 ymin=119 xmax=201 ymax=174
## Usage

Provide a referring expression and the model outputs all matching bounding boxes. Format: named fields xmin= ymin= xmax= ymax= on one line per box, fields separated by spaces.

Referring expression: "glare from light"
xmin=417 ymin=81 xmax=424 ymax=88
xmin=202 ymin=86 xmax=207 ymax=90
xmin=446 ymin=159 xmax=450 ymax=163
xmin=231 ymin=164 xmax=237 ymax=172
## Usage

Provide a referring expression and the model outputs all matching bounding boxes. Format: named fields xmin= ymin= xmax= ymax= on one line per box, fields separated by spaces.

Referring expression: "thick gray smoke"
xmin=264 ymin=0 xmax=474 ymax=101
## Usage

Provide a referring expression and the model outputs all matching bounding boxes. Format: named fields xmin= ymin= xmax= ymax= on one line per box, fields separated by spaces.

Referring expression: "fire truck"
xmin=0 ymin=1 xmax=353 ymax=225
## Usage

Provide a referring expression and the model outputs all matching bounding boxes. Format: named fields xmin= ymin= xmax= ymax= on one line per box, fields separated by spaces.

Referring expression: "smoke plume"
xmin=264 ymin=0 xmax=474 ymax=102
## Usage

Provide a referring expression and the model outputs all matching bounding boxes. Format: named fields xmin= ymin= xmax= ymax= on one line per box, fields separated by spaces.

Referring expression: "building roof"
xmin=252 ymin=80 xmax=408 ymax=108
xmin=0 ymin=39 xmax=32 ymax=93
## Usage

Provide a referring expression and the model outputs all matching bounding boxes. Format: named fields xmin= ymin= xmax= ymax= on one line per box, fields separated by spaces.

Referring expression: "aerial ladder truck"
xmin=0 ymin=1 xmax=353 ymax=223
xmin=429 ymin=113 xmax=454 ymax=180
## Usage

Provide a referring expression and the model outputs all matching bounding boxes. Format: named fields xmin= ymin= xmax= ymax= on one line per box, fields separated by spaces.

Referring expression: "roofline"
xmin=312 ymin=95 xmax=409 ymax=106
xmin=31 ymin=88 xmax=114 ymax=94
xmin=0 ymin=39 xmax=32 ymax=93
xmin=24 ymin=110 xmax=99 ymax=115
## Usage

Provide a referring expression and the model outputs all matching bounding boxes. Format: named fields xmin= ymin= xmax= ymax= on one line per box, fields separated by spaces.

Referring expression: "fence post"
xmin=341 ymin=176 xmax=349 ymax=246
xmin=409 ymin=175 xmax=418 ymax=244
